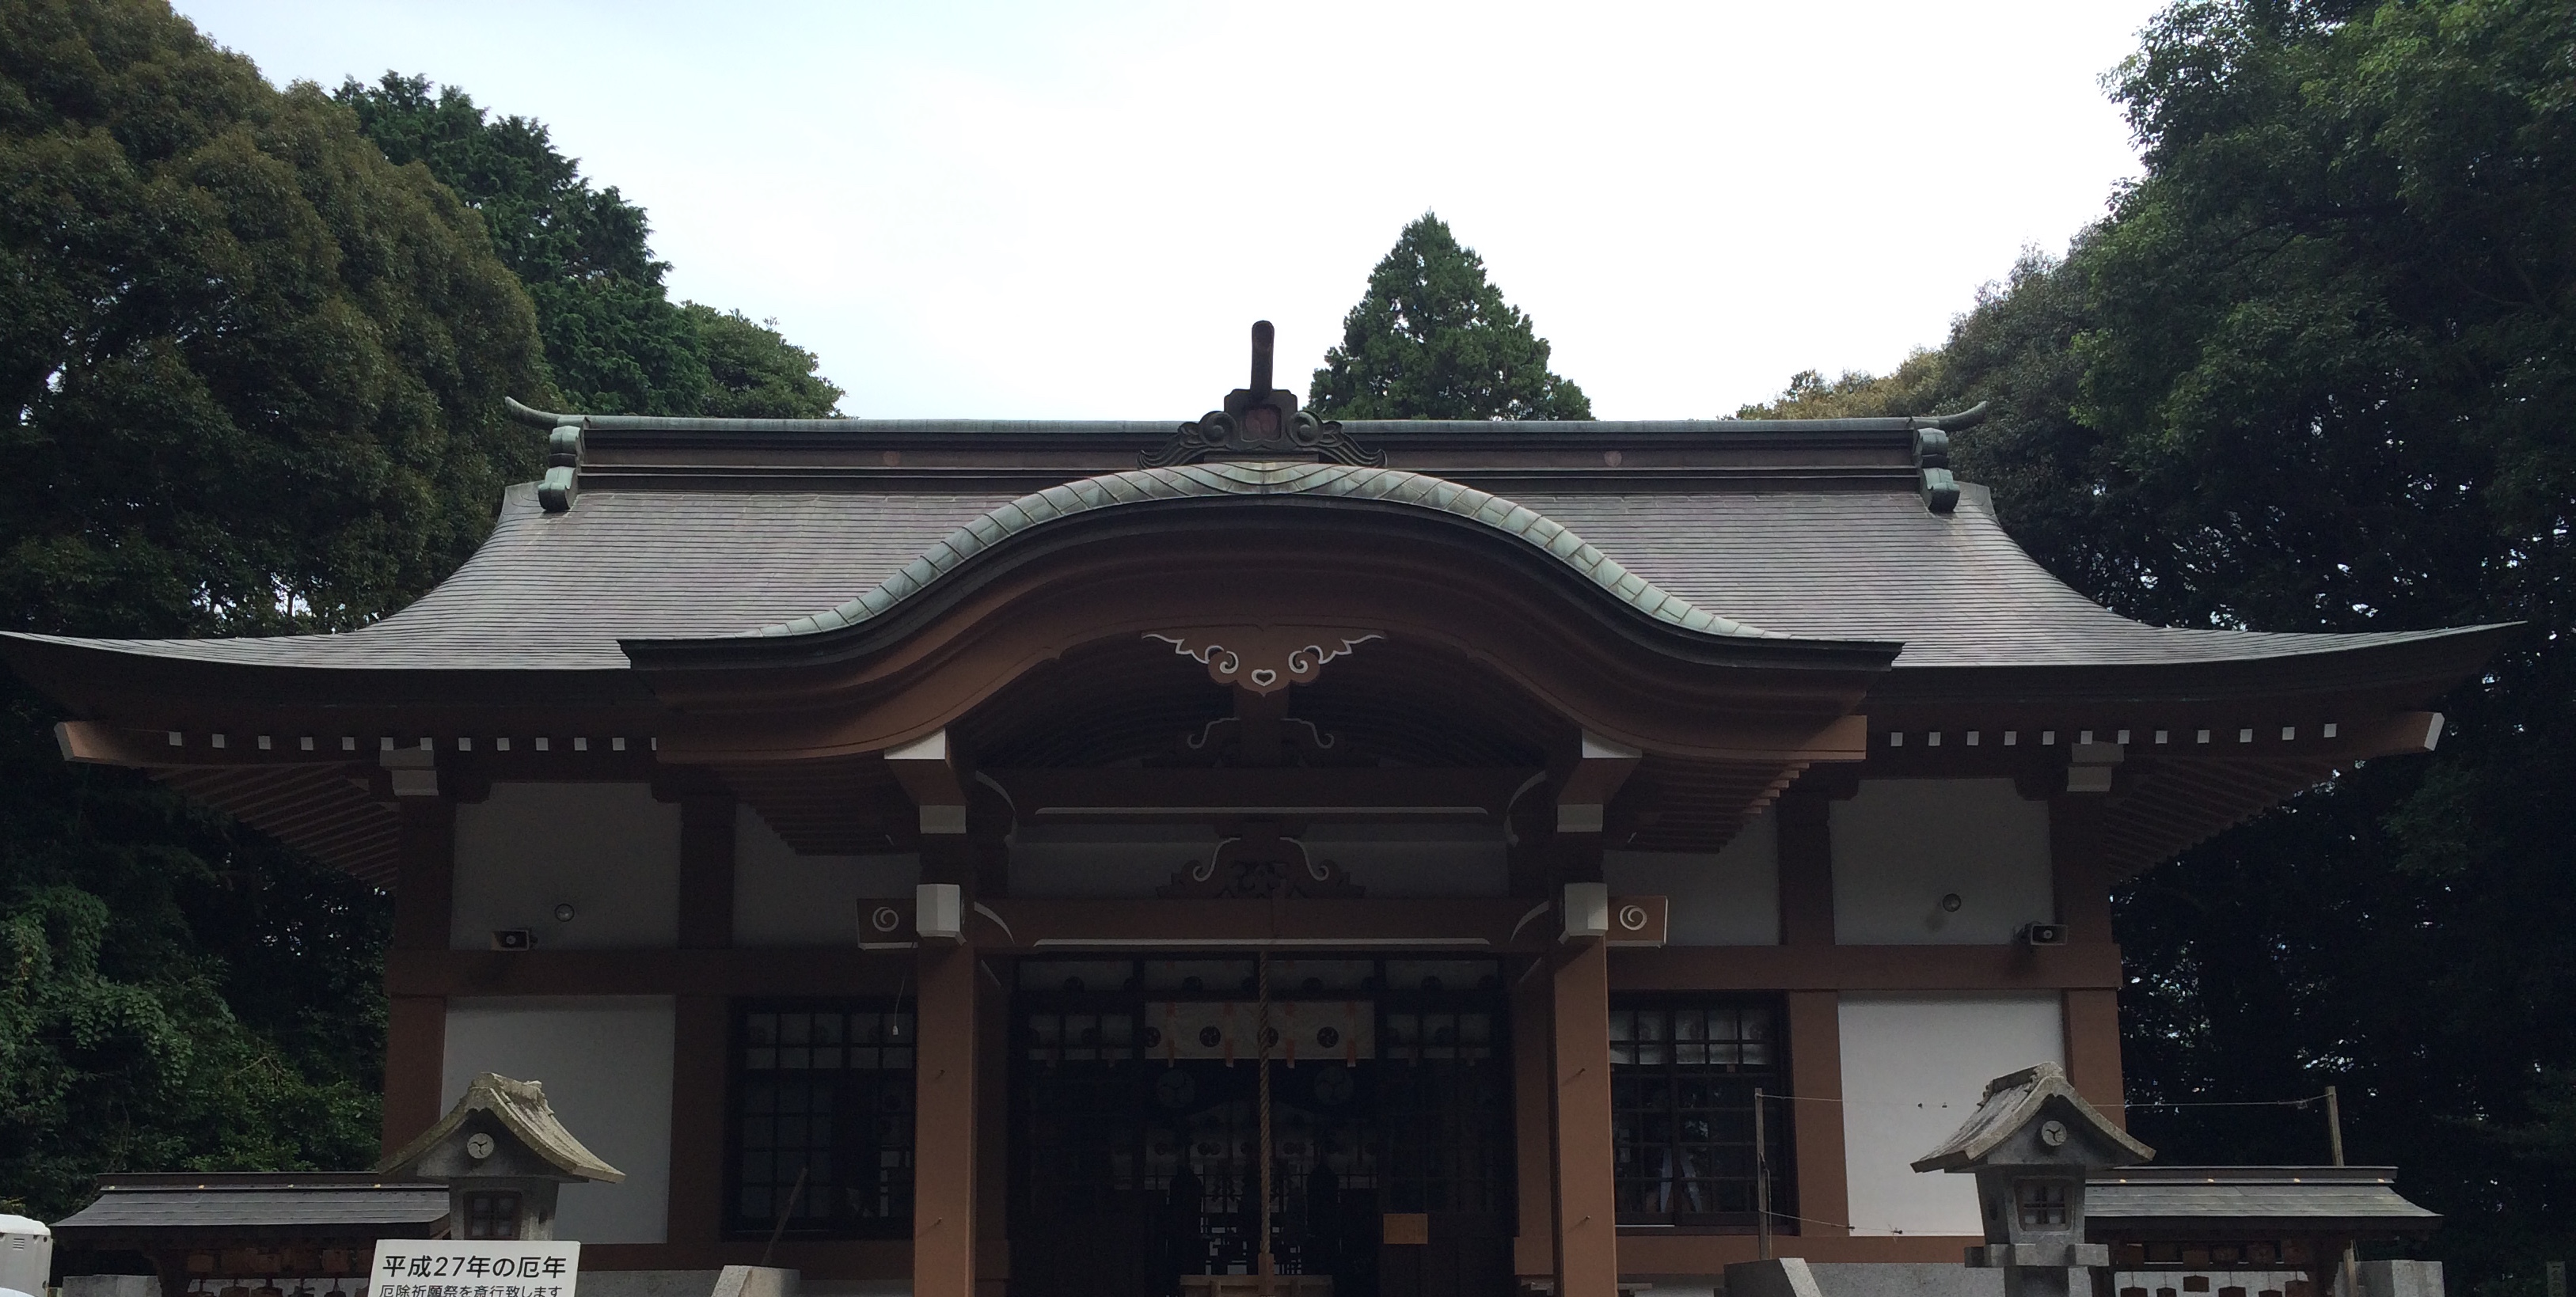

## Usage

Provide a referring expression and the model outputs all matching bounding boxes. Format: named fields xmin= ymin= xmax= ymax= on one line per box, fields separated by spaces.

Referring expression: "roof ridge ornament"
xmin=1142 ymin=320 xmax=1386 ymax=468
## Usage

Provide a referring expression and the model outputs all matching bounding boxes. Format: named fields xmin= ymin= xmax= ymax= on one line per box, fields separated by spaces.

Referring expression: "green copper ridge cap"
xmin=754 ymin=461 xmax=1784 ymax=640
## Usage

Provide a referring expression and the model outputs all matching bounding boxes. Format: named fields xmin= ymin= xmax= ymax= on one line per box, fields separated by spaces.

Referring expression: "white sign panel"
xmin=370 ymin=1240 xmax=579 ymax=1297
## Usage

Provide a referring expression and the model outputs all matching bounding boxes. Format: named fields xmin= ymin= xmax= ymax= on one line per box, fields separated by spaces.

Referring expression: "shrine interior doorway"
xmin=1009 ymin=956 xmax=1515 ymax=1297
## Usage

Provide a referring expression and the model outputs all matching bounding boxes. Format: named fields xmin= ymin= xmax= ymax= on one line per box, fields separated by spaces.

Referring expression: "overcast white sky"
xmin=172 ymin=1 xmax=2164 ymax=419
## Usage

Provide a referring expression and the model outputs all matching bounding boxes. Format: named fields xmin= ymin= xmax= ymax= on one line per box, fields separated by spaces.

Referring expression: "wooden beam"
xmin=1609 ymin=943 xmax=2123 ymax=992
xmin=1556 ymin=732 xmax=1641 ymax=834
xmin=386 ymin=947 xmax=918 ymax=997
xmin=986 ymin=765 xmax=1541 ymax=821
xmin=381 ymin=935 xmax=2122 ymax=998
xmin=886 ymin=730 xmax=967 ymax=836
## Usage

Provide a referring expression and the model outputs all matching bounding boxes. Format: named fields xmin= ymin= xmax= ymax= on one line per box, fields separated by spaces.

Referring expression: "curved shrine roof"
xmin=6 ymin=472 xmax=2484 ymax=676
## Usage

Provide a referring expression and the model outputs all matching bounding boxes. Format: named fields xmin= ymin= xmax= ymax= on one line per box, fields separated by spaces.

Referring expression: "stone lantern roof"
xmin=378 ymin=1072 xmax=624 ymax=1184
xmin=1913 ymin=1062 xmax=2152 ymax=1173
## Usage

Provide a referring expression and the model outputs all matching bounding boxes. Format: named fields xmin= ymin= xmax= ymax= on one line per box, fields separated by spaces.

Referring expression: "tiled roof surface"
xmin=7 ymin=477 xmax=2471 ymax=673
xmin=2087 ymin=1166 xmax=2439 ymax=1230
xmin=51 ymin=1175 xmax=448 ymax=1234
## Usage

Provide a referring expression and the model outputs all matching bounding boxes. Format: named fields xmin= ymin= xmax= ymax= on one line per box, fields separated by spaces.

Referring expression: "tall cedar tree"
xmin=1310 ymin=214 xmax=1590 ymax=420
xmin=334 ymin=74 xmax=843 ymax=419
xmin=1743 ymin=3 xmax=2576 ymax=1289
xmin=0 ymin=0 xmax=560 ymax=1213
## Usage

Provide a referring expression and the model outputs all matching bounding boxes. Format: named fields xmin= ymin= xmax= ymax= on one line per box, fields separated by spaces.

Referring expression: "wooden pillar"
xmin=914 ymin=939 xmax=981 ymax=1297
xmin=1776 ymin=787 xmax=1836 ymax=947
xmin=668 ymin=791 xmax=735 ymax=1246
xmin=382 ymin=799 xmax=455 ymax=1156
xmin=1783 ymin=991 xmax=1848 ymax=1238
xmin=2051 ymin=795 xmax=2126 ymax=1121
xmin=2062 ymin=991 xmax=2126 ymax=1125
xmin=1551 ymin=938 xmax=1617 ymax=1297
xmin=2048 ymin=795 xmax=2114 ymax=945
xmin=1512 ymin=965 xmax=1556 ymax=1280
xmin=678 ymin=791 xmax=737 ymax=949
xmin=668 ymin=996 xmax=731 ymax=1246
xmin=1778 ymin=782 xmax=1846 ymax=1237
xmin=976 ymin=957 xmax=1012 ymax=1297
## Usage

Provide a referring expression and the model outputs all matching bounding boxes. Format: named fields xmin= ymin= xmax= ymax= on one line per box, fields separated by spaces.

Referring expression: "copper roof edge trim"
xmin=504 ymin=396 xmax=1991 ymax=438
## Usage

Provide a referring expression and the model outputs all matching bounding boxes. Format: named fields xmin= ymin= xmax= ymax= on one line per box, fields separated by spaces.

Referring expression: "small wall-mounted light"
xmin=553 ymin=903 xmax=576 ymax=923
xmin=1941 ymin=893 xmax=1965 ymax=913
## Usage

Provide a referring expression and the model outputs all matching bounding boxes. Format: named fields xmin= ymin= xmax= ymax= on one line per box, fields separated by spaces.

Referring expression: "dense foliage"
xmin=0 ymin=0 xmax=545 ymax=1212
xmin=1744 ymin=2 xmax=2576 ymax=1288
xmin=1310 ymin=214 xmax=1590 ymax=420
xmin=334 ymin=74 xmax=842 ymax=419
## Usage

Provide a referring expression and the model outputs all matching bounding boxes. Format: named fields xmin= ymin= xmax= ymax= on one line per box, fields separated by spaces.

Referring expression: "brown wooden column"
xmin=896 ymin=732 xmax=986 ymax=1297
xmin=1551 ymin=938 xmax=1618 ymax=1297
xmin=1776 ymin=782 xmax=1848 ymax=1238
xmin=670 ymin=791 xmax=735 ymax=1247
xmin=975 ymin=956 xmax=1011 ymax=1297
xmin=2050 ymin=795 xmax=2126 ymax=1121
xmin=1512 ymin=965 xmax=1556 ymax=1280
xmin=914 ymin=939 xmax=980 ymax=1297
xmin=1783 ymin=991 xmax=1848 ymax=1238
xmin=1776 ymin=786 xmax=1836 ymax=946
xmin=2048 ymin=795 xmax=2114 ymax=945
xmin=382 ymin=798 xmax=456 ymax=1157
xmin=678 ymin=790 xmax=737 ymax=949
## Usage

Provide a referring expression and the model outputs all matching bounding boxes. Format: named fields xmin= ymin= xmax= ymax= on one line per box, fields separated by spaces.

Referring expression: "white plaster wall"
xmin=1605 ymin=806 xmax=1780 ymax=944
xmin=442 ymin=997 xmax=675 ymax=1243
xmin=1837 ymin=993 xmax=2065 ymax=1237
xmin=1830 ymin=779 xmax=2053 ymax=944
xmin=453 ymin=783 xmax=680 ymax=950
xmin=732 ymin=809 xmax=920 ymax=946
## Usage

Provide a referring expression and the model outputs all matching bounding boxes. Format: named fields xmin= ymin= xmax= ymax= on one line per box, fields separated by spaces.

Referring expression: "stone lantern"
xmin=379 ymin=1073 xmax=624 ymax=1241
xmin=1912 ymin=1062 xmax=2153 ymax=1297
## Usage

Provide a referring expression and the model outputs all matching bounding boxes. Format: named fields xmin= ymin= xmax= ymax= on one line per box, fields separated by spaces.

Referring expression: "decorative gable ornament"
xmin=379 ymin=1073 xmax=625 ymax=1241
xmin=1141 ymin=320 xmax=1385 ymax=468
xmin=1913 ymin=1062 xmax=2153 ymax=1297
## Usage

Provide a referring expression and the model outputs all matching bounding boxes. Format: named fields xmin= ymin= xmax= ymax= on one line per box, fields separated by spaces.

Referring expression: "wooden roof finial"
xmin=1250 ymin=320 xmax=1275 ymax=396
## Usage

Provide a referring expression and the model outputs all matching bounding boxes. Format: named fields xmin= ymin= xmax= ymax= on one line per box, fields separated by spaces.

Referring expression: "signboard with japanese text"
xmin=370 ymin=1240 xmax=578 ymax=1297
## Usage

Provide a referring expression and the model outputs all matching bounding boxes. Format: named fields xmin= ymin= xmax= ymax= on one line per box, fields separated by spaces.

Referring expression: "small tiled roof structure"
xmin=1913 ymin=1061 xmax=2154 ymax=1173
xmin=48 ymin=1173 xmax=450 ymax=1243
xmin=2086 ymin=1166 xmax=2441 ymax=1239
xmin=378 ymin=1073 xmax=624 ymax=1184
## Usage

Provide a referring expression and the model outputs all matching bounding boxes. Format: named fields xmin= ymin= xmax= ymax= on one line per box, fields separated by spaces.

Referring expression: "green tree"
xmin=0 ymin=0 xmax=549 ymax=1212
xmin=1310 ymin=213 xmax=1590 ymax=420
xmin=1785 ymin=2 xmax=2576 ymax=1289
xmin=334 ymin=74 xmax=842 ymax=419
xmin=1731 ymin=348 xmax=1948 ymax=420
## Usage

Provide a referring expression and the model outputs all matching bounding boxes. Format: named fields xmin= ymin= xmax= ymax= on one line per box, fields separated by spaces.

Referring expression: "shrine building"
xmin=1 ymin=327 xmax=2498 ymax=1297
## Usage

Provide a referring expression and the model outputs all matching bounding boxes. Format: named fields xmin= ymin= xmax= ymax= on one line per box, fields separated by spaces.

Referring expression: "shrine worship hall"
xmin=3 ymin=325 xmax=2494 ymax=1297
